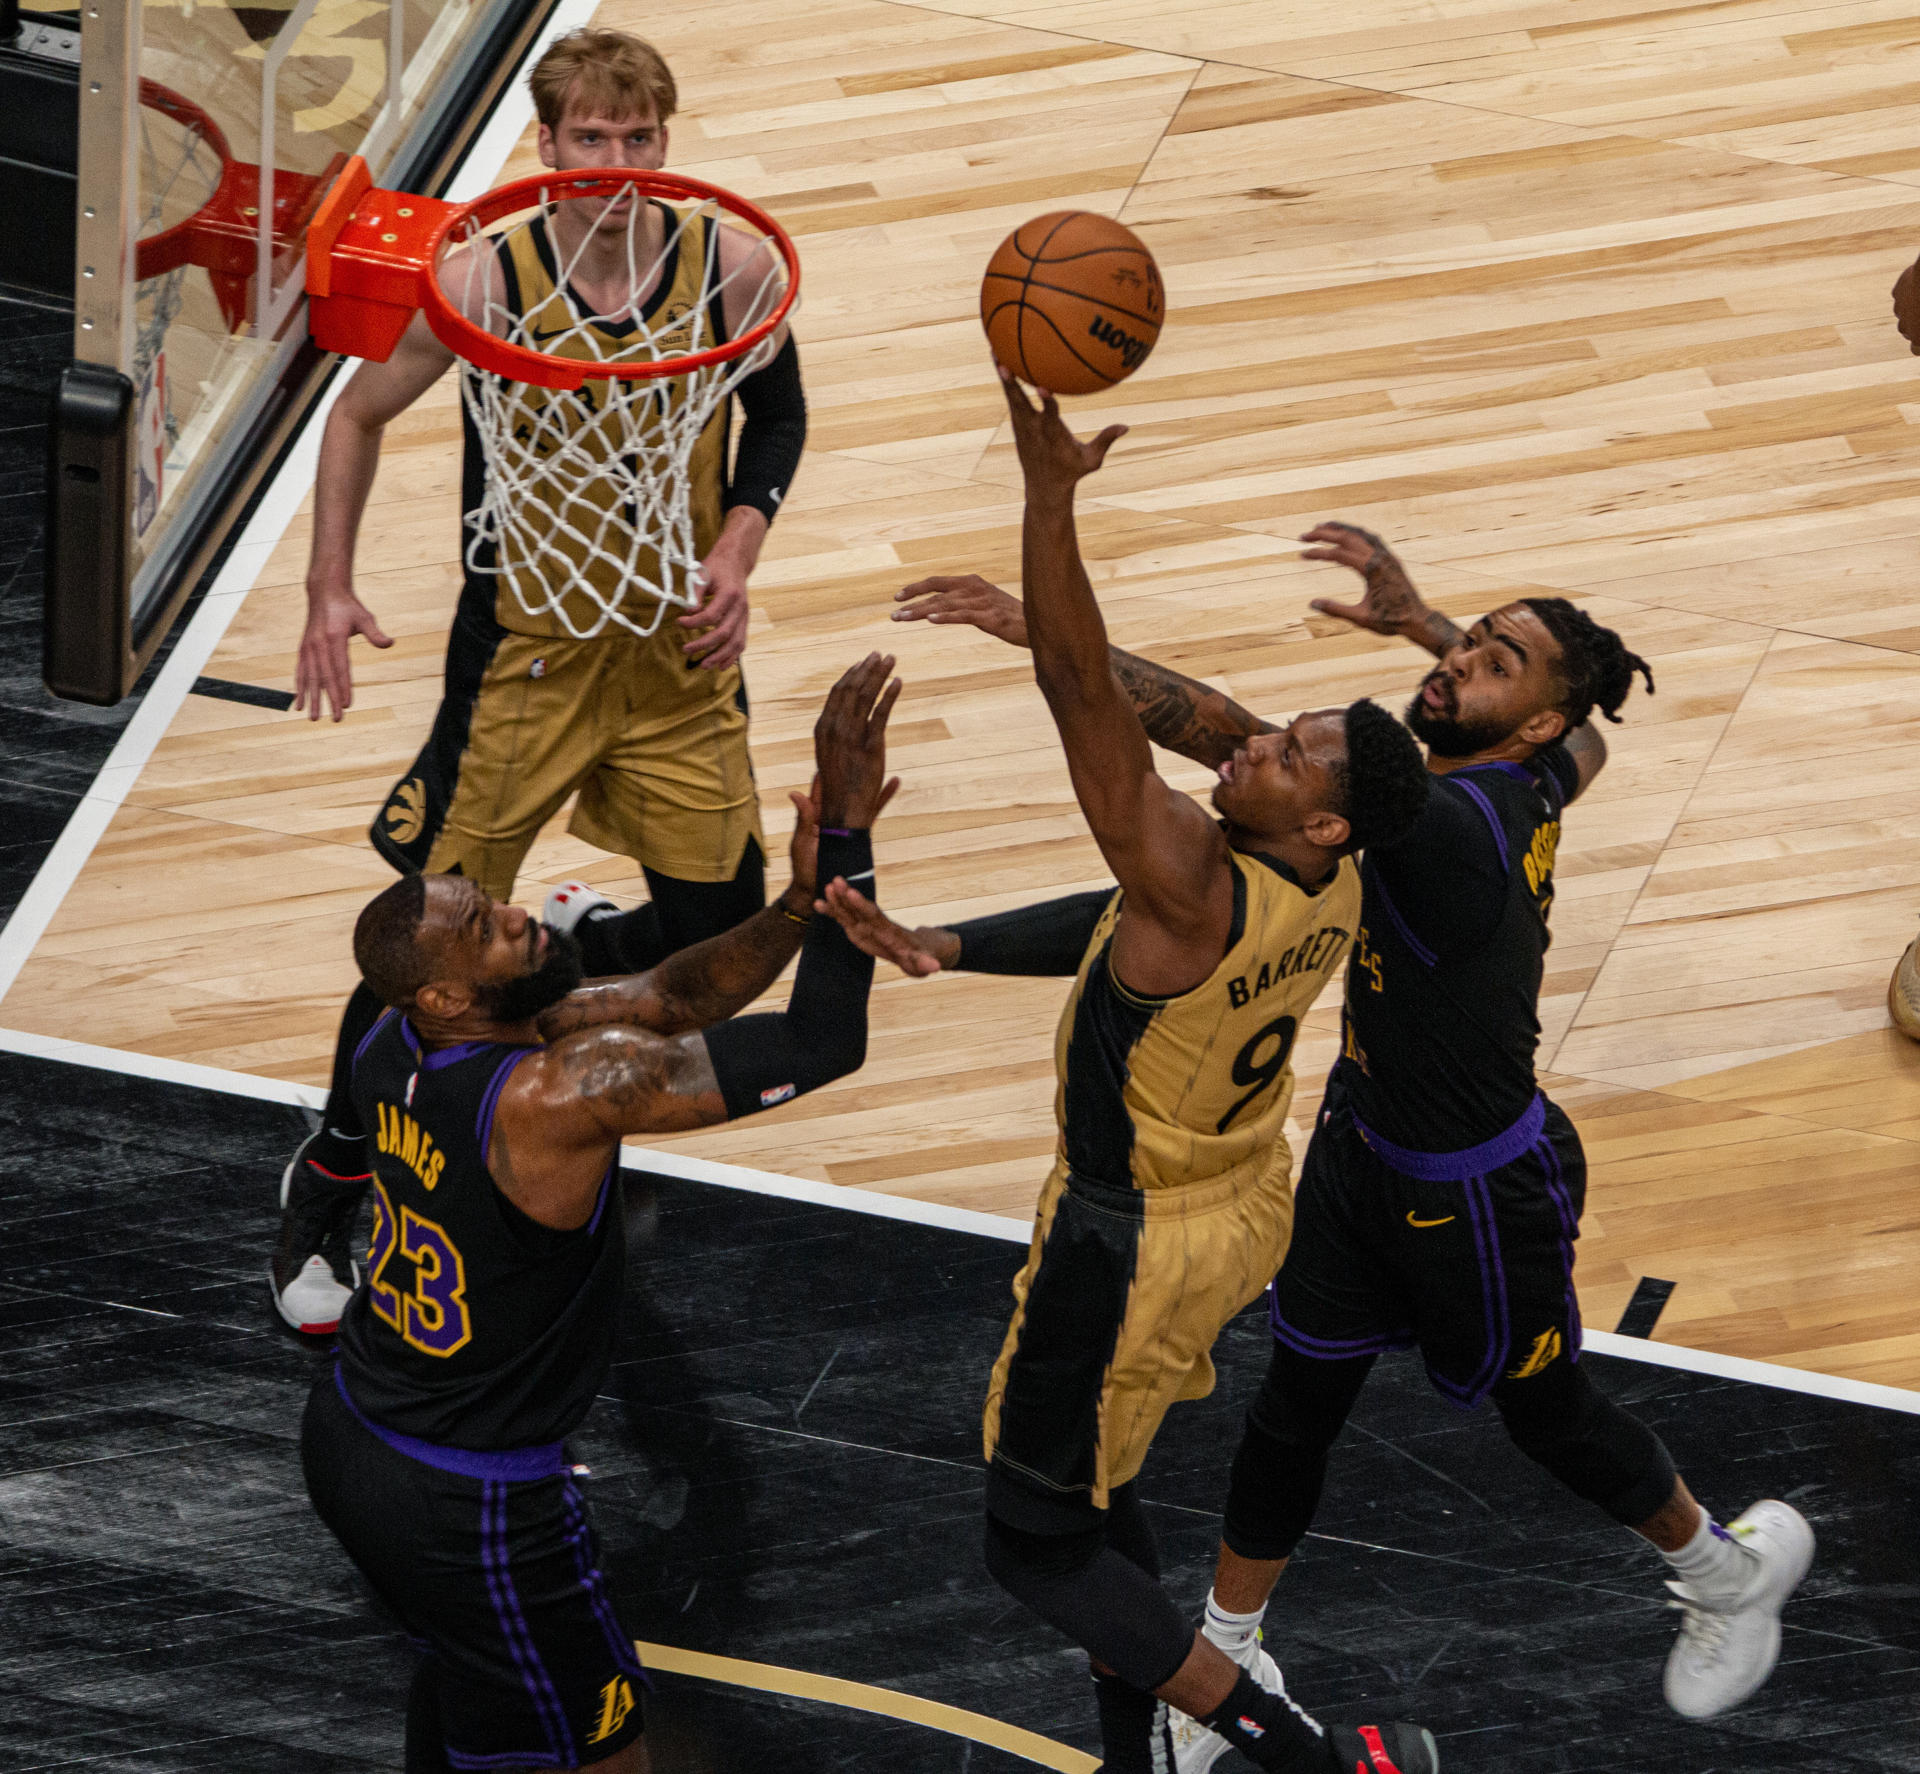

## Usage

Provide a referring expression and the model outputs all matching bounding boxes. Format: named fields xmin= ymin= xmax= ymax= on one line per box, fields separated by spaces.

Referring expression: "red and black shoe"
xmin=269 ymin=1133 xmax=371 ymax=1334
xmin=1327 ymin=1723 xmax=1440 ymax=1774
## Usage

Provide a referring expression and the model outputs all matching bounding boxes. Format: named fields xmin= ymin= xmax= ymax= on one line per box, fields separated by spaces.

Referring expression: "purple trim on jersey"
xmin=448 ymin=1751 xmax=564 ymax=1771
xmin=1370 ymin=871 xmax=1438 ymax=969
xmin=584 ymin=1167 xmax=613 ymax=1238
xmin=334 ymin=1366 xmax=566 ymax=1481
xmin=1448 ymin=773 xmax=1510 ymax=874
xmin=423 ymin=1040 xmax=493 ymax=1071
xmin=1353 ymin=1091 xmax=1546 ymax=1181
xmin=1269 ymin=1291 xmax=1416 ymax=1359
xmin=561 ymin=1477 xmax=649 ymax=1686
xmin=476 ymin=1047 xmax=539 ymax=1149
xmin=482 ymin=1479 xmax=576 ymax=1767
xmin=353 ymin=1008 xmax=397 ymax=1069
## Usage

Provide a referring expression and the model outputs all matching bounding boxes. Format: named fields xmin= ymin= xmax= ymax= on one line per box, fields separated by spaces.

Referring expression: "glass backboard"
xmin=49 ymin=0 xmax=556 ymax=702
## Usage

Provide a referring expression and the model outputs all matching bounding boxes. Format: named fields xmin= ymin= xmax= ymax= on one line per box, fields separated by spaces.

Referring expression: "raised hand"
xmin=892 ymin=574 xmax=1030 ymax=647
xmin=814 ymin=653 xmax=904 ymax=829
xmin=817 ymin=879 xmax=957 ymax=977
xmin=1301 ymin=523 xmax=1463 ymax=660
xmin=997 ymin=363 xmax=1126 ymax=499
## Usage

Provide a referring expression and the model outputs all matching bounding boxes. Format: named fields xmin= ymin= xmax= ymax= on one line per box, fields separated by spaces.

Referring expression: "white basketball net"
xmin=445 ymin=188 xmax=790 ymax=640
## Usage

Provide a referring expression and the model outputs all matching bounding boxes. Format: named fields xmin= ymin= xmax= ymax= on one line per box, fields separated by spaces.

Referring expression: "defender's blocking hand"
xmin=814 ymin=653 xmax=903 ymax=829
xmin=1300 ymin=523 xmax=1432 ymax=637
xmin=892 ymin=575 xmax=1030 ymax=648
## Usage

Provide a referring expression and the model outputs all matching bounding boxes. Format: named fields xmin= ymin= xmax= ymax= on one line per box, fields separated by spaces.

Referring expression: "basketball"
xmin=980 ymin=211 xmax=1165 ymax=396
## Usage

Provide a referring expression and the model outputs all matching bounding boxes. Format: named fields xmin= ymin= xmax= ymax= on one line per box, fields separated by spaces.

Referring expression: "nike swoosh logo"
xmin=1406 ymin=1212 xmax=1455 ymax=1228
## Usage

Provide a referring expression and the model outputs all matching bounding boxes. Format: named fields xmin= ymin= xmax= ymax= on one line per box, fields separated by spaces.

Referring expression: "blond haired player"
xmin=273 ymin=28 xmax=807 ymax=1332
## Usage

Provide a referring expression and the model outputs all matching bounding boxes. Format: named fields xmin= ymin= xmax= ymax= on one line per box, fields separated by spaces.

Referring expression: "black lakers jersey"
xmin=337 ymin=1011 xmax=625 ymax=1449
xmin=1054 ymin=848 xmax=1358 ymax=1195
xmin=1338 ymin=746 xmax=1579 ymax=1154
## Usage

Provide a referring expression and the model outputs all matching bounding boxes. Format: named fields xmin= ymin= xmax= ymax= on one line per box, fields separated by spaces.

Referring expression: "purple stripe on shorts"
xmin=448 ymin=1751 xmax=564 ymax=1771
xmin=1431 ymin=1175 xmax=1510 ymax=1409
xmin=1354 ymin=1092 xmax=1545 ymax=1182
xmin=1536 ymin=1135 xmax=1586 ymax=1362
xmin=562 ymin=1478 xmax=648 ymax=1685
xmin=1450 ymin=774 xmax=1510 ymax=874
xmin=1371 ymin=872 xmax=1438 ymax=969
xmin=475 ymin=1047 xmax=538 ymax=1148
xmin=481 ymin=1480 xmax=575 ymax=1767
xmin=1270 ymin=1293 xmax=1416 ymax=1359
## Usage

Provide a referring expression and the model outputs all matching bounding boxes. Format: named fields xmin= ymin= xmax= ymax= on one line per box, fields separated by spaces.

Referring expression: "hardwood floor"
xmin=9 ymin=0 xmax=1920 ymax=1383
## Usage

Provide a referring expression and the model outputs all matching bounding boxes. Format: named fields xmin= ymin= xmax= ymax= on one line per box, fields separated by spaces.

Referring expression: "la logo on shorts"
xmin=590 ymin=1674 xmax=637 ymax=1743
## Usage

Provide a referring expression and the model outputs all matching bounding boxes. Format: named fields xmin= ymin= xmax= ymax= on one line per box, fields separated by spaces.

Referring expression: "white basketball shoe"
xmin=1663 ymin=1500 xmax=1814 ymax=1719
xmin=1169 ymin=1637 xmax=1309 ymax=1774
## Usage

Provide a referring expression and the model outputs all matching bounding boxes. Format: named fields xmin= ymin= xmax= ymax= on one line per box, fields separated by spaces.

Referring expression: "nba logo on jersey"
xmin=530 ymin=657 xmax=547 ymax=679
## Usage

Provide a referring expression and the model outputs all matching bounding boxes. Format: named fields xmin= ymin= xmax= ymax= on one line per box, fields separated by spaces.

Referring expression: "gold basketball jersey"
xmin=487 ymin=207 xmax=729 ymax=641
xmin=1054 ymin=851 xmax=1359 ymax=1195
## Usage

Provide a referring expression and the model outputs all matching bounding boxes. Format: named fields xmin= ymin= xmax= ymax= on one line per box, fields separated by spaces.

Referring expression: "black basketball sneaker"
xmin=1327 ymin=1723 xmax=1440 ymax=1773
xmin=269 ymin=1133 xmax=368 ymax=1334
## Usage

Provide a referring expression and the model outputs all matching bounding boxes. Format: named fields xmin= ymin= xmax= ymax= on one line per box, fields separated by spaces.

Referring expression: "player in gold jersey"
xmin=835 ymin=369 xmax=1436 ymax=1774
xmin=273 ymin=30 xmax=806 ymax=1333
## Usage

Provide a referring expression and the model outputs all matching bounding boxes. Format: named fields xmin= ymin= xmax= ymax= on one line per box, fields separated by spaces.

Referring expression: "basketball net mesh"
xmin=446 ymin=191 xmax=789 ymax=641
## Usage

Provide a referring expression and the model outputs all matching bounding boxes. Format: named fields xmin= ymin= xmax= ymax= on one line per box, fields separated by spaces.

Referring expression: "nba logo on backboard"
xmin=133 ymin=353 xmax=167 ymax=538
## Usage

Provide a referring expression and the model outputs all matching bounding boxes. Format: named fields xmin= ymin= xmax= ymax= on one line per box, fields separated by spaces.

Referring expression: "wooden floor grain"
xmin=9 ymin=0 xmax=1920 ymax=1384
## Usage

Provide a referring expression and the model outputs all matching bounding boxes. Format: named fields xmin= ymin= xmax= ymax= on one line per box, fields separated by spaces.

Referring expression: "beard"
xmin=1404 ymin=670 xmax=1514 ymax=758
xmin=473 ymin=924 xmax=584 ymax=1024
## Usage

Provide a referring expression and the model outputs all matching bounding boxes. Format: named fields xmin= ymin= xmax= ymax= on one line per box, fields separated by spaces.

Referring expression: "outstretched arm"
xmin=819 ymin=880 xmax=1112 ymax=978
xmin=1299 ymin=523 xmax=1465 ymax=659
xmin=893 ymin=573 xmax=1275 ymax=767
xmin=995 ymin=370 xmax=1232 ymax=991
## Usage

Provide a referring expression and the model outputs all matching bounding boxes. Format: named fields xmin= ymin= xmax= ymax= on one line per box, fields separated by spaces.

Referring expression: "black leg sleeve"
xmin=577 ymin=838 xmax=767 ymax=974
xmin=1493 ymin=1358 xmax=1679 ymax=1529
xmin=983 ymin=1513 xmax=1192 ymax=1695
xmin=1103 ymin=1480 xmax=1161 ymax=1582
xmin=313 ymin=981 xmax=385 ymax=1157
xmin=1222 ymin=1342 xmax=1375 ymax=1562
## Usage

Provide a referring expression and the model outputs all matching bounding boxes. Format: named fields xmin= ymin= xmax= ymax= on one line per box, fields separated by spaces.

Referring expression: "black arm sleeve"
xmin=700 ymin=830 xmax=873 ymax=1120
xmin=724 ymin=335 xmax=806 ymax=524
xmin=950 ymin=889 xmax=1112 ymax=976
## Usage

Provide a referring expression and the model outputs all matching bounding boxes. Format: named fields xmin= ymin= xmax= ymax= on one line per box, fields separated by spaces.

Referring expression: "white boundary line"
xmin=2 ymin=1026 xmax=1917 ymax=1420
xmin=3 ymin=0 xmax=1916 ymax=1431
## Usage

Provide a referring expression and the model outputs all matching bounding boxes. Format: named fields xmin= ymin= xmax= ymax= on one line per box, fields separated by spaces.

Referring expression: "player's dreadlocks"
xmin=354 ymin=874 xmax=432 ymax=1010
xmin=1334 ymin=698 xmax=1431 ymax=852
xmin=1519 ymin=597 xmax=1656 ymax=728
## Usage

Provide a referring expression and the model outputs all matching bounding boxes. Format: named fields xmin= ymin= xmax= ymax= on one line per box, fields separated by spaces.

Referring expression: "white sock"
xmin=1201 ymin=1590 xmax=1266 ymax=1657
xmin=1661 ymin=1511 xmax=1752 ymax=1599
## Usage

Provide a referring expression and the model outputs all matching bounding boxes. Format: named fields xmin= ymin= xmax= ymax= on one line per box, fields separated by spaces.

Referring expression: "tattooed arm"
xmin=892 ymin=573 xmax=1275 ymax=768
xmin=1299 ymin=523 xmax=1465 ymax=659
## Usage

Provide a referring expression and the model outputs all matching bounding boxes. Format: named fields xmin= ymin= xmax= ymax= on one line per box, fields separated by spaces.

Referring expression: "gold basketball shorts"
xmin=372 ymin=606 xmax=764 ymax=902
xmin=982 ymin=1155 xmax=1296 ymax=1527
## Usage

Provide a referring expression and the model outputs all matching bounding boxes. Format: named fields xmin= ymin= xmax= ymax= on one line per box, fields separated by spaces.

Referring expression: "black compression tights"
xmin=574 ymin=839 xmax=767 ymax=976
xmin=982 ymin=1484 xmax=1192 ymax=1694
xmin=1222 ymin=1341 xmax=1681 ymax=1562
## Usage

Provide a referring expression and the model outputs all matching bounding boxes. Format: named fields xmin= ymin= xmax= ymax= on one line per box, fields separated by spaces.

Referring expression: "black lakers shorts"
xmin=302 ymin=1370 xmax=646 ymax=1770
xmin=1270 ymin=1077 xmax=1587 ymax=1406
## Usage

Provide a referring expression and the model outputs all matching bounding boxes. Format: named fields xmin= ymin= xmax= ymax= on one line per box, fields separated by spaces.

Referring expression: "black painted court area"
xmin=1 ymin=1054 xmax=1917 ymax=1773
